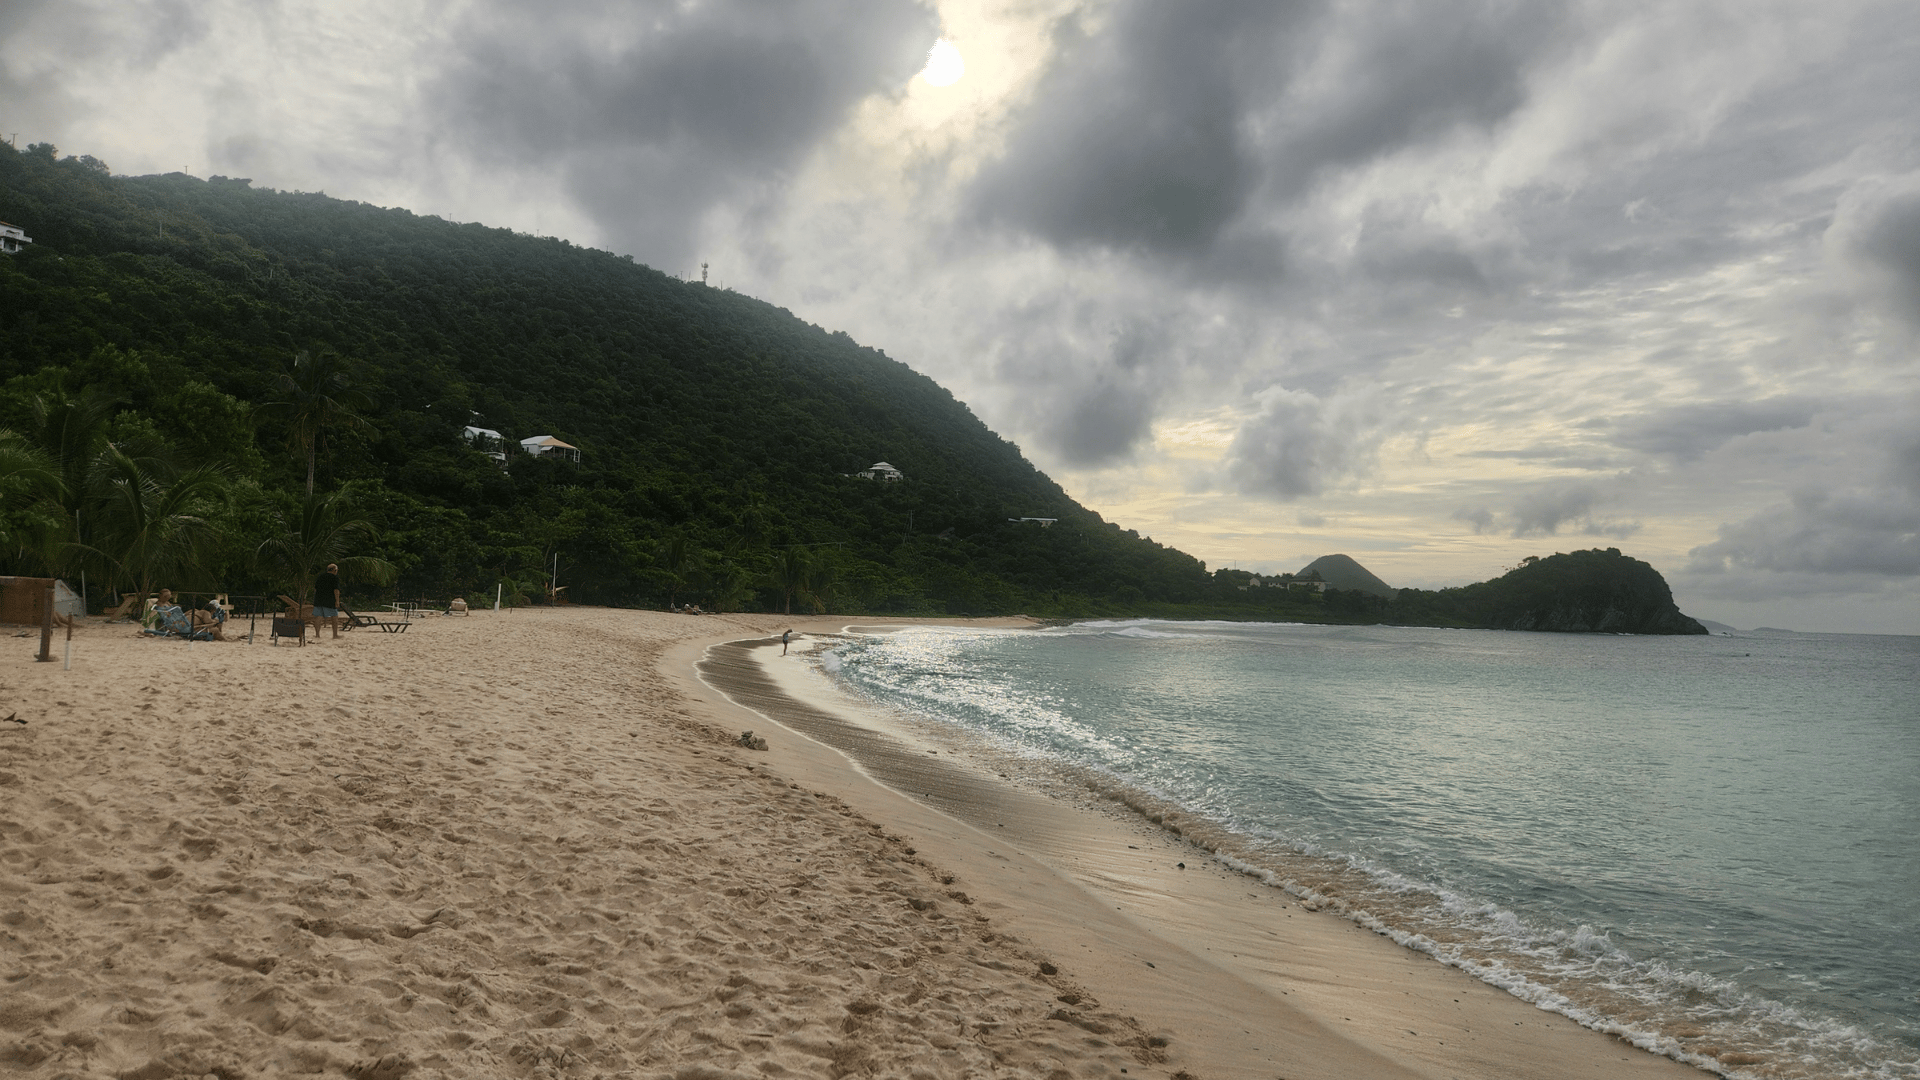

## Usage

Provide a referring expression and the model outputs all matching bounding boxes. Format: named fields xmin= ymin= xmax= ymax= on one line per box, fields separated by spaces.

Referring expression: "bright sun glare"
xmin=920 ymin=39 xmax=965 ymax=86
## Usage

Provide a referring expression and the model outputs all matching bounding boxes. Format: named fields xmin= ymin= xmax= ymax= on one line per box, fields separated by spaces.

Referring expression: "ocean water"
xmin=821 ymin=620 xmax=1920 ymax=1080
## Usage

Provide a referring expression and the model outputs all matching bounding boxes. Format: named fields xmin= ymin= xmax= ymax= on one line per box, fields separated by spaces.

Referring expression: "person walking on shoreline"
xmin=314 ymin=562 xmax=342 ymax=639
xmin=782 ymin=629 xmax=792 ymax=655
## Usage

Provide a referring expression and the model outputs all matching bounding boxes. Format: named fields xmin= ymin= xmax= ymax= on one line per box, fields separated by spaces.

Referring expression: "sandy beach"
xmin=1 ymin=608 xmax=1708 ymax=1079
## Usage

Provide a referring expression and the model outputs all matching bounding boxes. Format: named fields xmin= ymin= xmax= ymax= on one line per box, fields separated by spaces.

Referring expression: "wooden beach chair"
xmin=280 ymin=593 xmax=328 ymax=635
xmin=104 ymin=593 xmax=146 ymax=620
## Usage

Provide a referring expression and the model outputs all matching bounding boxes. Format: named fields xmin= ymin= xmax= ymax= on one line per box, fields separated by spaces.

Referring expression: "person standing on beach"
xmin=314 ymin=562 xmax=342 ymax=639
xmin=782 ymin=629 xmax=792 ymax=655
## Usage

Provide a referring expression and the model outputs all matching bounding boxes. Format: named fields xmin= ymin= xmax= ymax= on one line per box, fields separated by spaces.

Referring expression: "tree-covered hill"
xmin=1 ymin=141 xmax=1225 ymax=614
xmin=1388 ymin=548 xmax=1707 ymax=634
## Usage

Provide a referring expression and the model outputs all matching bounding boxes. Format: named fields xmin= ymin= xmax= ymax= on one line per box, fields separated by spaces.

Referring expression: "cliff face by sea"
xmin=1390 ymin=548 xmax=1708 ymax=635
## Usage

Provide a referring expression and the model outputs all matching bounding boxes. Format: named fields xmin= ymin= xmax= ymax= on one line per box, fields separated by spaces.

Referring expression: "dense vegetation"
xmin=0 ymin=142 xmax=1703 ymax=632
xmin=0 ymin=141 xmax=1231 ymax=615
xmin=1387 ymin=549 xmax=1707 ymax=634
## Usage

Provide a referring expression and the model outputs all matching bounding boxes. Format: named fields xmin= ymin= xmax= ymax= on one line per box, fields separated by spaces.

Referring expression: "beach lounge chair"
xmin=341 ymin=607 xmax=410 ymax=633
xmin=270 ymin=615 xmax=306 ymax=646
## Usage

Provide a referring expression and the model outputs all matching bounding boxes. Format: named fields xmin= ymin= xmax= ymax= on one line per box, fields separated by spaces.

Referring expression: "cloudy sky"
xmin=6 ymin=0 xmax=1918 ymax=632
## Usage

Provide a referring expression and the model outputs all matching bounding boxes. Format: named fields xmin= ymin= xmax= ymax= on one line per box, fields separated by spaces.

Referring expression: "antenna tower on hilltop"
xmin=701 ymin=262 xmax=709 ymax=286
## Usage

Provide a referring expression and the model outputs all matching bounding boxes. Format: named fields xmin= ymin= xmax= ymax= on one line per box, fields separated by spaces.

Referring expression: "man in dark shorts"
xmin=314 ymin=562 xmax=342 ymax=639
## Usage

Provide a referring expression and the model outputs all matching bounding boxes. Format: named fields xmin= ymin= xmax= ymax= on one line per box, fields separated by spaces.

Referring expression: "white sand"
xmin=0 ymin=608 xmax=1709 ymax=1079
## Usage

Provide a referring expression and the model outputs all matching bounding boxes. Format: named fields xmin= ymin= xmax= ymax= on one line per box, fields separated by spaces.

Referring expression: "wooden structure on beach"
xmin=0 ymin=577 xmax=82 ymax=625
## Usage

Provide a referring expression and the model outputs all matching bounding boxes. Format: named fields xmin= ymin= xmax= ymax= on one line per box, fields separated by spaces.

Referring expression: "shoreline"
xmin=681 ymin=621 xmax=1714 ymax=1080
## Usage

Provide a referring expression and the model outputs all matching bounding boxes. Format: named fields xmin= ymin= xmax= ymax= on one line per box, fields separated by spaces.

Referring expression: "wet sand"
xmin=0 ymin=607 xmax=1709 ymax=1079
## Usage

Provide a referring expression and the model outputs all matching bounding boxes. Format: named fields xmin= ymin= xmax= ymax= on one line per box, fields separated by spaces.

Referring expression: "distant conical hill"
xmin=1298 ymin=554 xmax=1396 ymax=598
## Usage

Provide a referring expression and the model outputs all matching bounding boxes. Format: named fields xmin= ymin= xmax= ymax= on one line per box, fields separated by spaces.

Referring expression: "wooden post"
xmin=36 ymin=581 xmax=54 ymax=662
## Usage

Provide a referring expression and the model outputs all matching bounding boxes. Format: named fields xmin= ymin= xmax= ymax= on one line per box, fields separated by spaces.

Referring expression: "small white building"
xmin=0 ymin=222 xmax=32 ymax=255
xmin=1007 ymin=517 xmax=1058 ymax=527
xmin=857 ymin=461 xmax=903 ymax=482
xmin=463 ymin=426 xmax=508 ymax=464
xmin=521 ymin=435 xmax=581 ymax=462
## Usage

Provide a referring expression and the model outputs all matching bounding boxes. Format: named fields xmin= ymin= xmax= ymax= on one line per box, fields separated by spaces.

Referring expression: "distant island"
xmin=1384 ymin=548 xmax=1707 ymax=635
xmin=1175 ymin=550 xmax=1704 ymax=634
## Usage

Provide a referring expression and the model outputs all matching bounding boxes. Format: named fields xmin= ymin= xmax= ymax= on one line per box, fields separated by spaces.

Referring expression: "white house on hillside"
xmin=857 ymin=461 xmax=903 ymax=481
xmin=463 ymin=426 xmax=508 ymax=464
xmin=521 ymin=435 xmax=581 ymax=462
xmin=0 ymin=222 xmax=32 ymax=255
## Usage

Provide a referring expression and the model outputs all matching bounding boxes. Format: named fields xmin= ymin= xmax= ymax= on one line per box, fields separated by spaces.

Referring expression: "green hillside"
xmin=0 ymin=141 xmax=1227 ymax=615
xmin=1388 ymin=549 xmax=1706 ymax=634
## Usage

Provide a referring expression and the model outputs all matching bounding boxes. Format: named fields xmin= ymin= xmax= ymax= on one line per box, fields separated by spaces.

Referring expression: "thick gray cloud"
xmin=427 ymin=0 xmax=934 ymax=269
xmin=1611 ymin=397 xmax=1820 ymax=461
xmin=1688 ymin=438 xmax=1920 ymax=583
xmin=1507 ymin=485 xmax=1640 ymax=540
xmin=1225 ymin=386 xmax=1373 ymax=499
xmin=983 ymin=305 xmax=1180 ymax=467
xmin=967 ymin=0 xmax=1302 ymax=257
xmin=1452 ymin=506 xmax=1495 ymax=533
xmin=1855 ymin=189 xmax=1920 ymax=328
xmin=1688 ymin=491 xmax=1920 ymax=579
xmin=968 ymin=0 xmax=1564 ymax=269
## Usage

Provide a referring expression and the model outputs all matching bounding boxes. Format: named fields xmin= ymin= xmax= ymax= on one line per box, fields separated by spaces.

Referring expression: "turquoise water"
xmin=823 ymin=621 xmax=1920 ymax=1079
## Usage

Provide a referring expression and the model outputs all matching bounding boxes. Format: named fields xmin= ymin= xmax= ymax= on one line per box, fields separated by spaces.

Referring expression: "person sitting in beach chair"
xmin=190 ymin=602 xmax=228 ymax=641
xmin=139 ymin=589 xmax=176 ymax=632
xmin=139 ymin=592 xmax=215 ymax=640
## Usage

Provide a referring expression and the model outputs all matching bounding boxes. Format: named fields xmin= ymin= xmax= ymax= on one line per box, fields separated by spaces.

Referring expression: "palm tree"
xmin=0 ymin=430 xmax=63 ymax=567
xmin=659 ymin=534 xmax=697 ymax=609
xmin=258 ymin=350 xmax=373 ymax=494
xmin=769 ymin=546 xmax=813 ymax=615
xmin=807 ymin=556 xmax=840 ymax=614
xmin=81 ymin=447 xmax=227 ymax=603
xmin=703 ymin=558 xmax=754 ymax=613
xmin=20 ymin=385 xmax=120 ymax=576
xmin=255 ymin=488 xmax=397 ymax=608
xmin=33 ymin=385 xmax=120 ymax=512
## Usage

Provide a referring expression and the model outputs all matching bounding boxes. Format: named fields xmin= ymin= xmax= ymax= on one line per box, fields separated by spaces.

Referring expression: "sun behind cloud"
xmin=919 ymin=39 xmax=965 ymax=86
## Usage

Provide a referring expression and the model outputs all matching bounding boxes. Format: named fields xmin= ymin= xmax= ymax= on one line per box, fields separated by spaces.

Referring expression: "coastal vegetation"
xmin=0 ymin=142 xmax=1702 ymax=632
